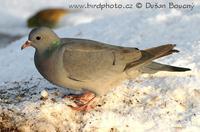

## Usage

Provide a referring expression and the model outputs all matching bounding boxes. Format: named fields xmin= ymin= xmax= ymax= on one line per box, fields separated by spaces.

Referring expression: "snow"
xmin=1 ymin=0 xmax=200 ymax=131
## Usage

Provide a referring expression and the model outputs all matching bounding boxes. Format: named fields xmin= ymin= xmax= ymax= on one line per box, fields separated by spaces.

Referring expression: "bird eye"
xmin=36 ymin=36 xmax=41 ymax=40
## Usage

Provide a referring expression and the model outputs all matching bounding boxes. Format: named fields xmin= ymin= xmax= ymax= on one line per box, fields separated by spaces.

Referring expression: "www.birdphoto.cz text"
xmin=67 ymin=2 xmax=195 ymax=11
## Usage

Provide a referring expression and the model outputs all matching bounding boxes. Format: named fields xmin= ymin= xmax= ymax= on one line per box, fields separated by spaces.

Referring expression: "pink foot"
xmin=65 ymin=91 xmax=96 ymax=111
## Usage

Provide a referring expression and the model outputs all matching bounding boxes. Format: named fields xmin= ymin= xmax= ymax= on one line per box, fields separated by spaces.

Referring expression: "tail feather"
xmin=157 ymin=49 xmax=179 ymax=59
xmin=145 ymin=44 xmax=179 ymax=59
xmin=142 ymin=62 xmax=191 ymax=73
xmin=124 ymin=44 xmax=191 ymax=72
xmin=124 ymin=44 xmax=180 ymax=71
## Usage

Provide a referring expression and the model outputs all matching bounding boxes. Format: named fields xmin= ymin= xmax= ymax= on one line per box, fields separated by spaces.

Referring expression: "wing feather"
xmin=60 ymin=38 xmax=142 ymax=80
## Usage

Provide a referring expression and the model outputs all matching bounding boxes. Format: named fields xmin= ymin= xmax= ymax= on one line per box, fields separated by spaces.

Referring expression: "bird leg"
xmin=64 ymin=91 xmax=96 ymax=111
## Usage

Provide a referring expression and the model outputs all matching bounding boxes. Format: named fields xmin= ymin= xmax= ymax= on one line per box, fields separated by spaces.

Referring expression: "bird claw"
xmin=68 ymin=104 xmax=94 ymax=111
xmin=65 ymin=91 xmax=96 ymax=111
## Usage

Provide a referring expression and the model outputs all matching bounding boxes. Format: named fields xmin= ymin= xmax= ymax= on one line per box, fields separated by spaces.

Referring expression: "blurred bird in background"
xmin=27 ymin=8 xmax=70 ymax=28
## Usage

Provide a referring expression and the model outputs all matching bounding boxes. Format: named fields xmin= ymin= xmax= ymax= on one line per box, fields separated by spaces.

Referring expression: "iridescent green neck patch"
xmin=51 ymin=40 xmax=61 ymax=46
xmin=44 ymin=40 xmax=61 ymax=58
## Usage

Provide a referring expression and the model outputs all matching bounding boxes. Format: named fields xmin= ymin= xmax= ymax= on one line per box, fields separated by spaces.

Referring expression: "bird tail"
xmin=144 ymin=44 xmax=179 ymax=59
xmin=124 ymin=44 xmax=191 ymax=73
xmin=140 ymin=44 xmax=191 ymax=73
xmin=141 ymin=62 xmax=191 ymax=74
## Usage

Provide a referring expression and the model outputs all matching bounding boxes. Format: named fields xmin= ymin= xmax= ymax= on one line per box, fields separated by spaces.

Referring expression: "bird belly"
xmin=34 ymin=54 xmax=83 ymax=91
xmin=78 ymin=72 xmax=127 ymax=96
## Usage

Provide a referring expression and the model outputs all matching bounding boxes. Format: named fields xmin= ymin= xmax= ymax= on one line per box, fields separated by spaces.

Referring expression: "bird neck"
xmin=36 ymin=39 xmax=61 ymax=59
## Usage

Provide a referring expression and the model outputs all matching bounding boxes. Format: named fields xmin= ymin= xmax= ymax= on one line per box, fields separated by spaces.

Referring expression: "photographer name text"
xmin=143 ymin=2 xmax=194 ymax=10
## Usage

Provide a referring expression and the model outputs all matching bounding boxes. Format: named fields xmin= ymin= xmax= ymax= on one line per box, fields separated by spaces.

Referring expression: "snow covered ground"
xmin=1 ymin=0 xmax=200 ymax=131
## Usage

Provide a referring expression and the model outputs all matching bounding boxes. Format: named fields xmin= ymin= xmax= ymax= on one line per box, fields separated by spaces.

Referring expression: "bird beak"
xmin=21 ymin=40 xmax=32 ymax=50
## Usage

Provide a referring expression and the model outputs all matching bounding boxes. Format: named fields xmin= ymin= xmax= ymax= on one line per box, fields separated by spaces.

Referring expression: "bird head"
xmin=21 ymin=27 xmax=60 ymax=53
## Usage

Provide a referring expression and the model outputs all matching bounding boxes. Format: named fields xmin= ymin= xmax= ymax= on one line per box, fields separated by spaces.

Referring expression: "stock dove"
xmin=21 ymin=27 xmax=190 ymax=110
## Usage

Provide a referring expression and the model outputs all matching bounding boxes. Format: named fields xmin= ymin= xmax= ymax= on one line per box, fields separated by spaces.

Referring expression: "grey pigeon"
xmin=21 ymin=27 xmax=190 ymax=111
